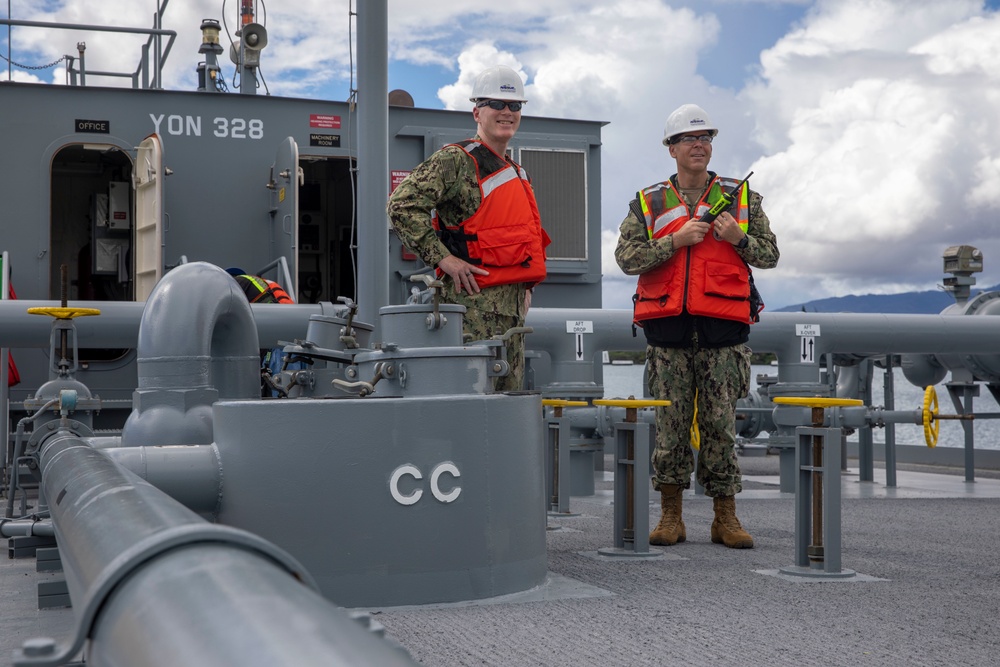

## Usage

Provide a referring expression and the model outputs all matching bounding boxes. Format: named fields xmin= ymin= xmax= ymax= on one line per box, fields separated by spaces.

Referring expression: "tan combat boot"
xmin=649 ymin=484 xmax=686 ymax=546
xmin=711 ymin=496 xmax=754 ymax=548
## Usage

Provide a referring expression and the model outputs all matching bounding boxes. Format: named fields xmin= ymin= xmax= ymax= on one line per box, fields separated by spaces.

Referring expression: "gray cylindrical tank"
xmin=379 ymin=303 xmax=467 ymax=347
xmin=902 ymin=291 xmax=1000 ymax=385
xmin=212 ymin=392 xmax=547 ymax=608
xmin=303 ymin=312 xmax=374 ymax=351
xmin=352 ymin=346 xmax=495 ymax=397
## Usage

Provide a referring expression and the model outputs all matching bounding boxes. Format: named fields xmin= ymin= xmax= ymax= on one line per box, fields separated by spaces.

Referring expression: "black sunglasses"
xmin=476 ymin=99 xmax=523 ymax=112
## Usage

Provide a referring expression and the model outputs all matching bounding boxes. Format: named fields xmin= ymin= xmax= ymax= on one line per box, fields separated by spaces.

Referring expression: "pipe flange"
xmin=960 ymin=290 xmax=1000 ymax=316
xmin=25 ymin=421 xmax=94 ymax=456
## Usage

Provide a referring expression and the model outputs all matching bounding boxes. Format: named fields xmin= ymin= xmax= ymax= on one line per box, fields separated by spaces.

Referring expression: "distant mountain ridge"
xmin=774 ymin=284 xmax=1000 ymax=314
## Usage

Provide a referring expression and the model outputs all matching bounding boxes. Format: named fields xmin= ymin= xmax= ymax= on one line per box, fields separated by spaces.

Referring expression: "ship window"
xmin=518 ymin=148 xmax=587 ymax=261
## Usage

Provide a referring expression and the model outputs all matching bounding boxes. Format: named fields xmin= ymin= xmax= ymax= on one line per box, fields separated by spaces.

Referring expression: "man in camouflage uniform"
xmin=615 ymin=104 xmax=779 ymax=549
xmin=387 ymin=65 xmax=549 ymax=392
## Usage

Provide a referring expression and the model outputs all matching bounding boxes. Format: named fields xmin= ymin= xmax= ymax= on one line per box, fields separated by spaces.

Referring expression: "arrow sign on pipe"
xmin=566 ymin=320 xmax=593 ymax=362
xmin=801 ymin=336 xmax=815 ymax=363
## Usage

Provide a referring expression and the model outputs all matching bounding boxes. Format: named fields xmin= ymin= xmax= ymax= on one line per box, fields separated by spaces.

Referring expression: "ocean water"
xmin=600 ymin=363 xmax=1000 ymax=450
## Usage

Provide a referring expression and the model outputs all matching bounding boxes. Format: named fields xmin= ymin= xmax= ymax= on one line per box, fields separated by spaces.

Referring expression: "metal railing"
xmin=1 ymin=0 xmax=176 ymax=89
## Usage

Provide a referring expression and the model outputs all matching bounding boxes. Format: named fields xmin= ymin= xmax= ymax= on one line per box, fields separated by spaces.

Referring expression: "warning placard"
xmin=391 ymin=170 xmax=411 ymax=193
xmin=309 ymin=114 xmax=341 ymax=129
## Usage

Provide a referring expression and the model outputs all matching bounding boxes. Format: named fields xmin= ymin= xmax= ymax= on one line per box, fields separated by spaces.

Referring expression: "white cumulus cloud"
xmin=6 ymin=0 xmax=1000 ymax=309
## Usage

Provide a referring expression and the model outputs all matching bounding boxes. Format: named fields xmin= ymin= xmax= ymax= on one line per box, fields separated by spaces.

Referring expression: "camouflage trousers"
xmin=464 ymin=308 xmax=524 ymax=392
xmin=646 ymin=343 xmax=751 ymax=497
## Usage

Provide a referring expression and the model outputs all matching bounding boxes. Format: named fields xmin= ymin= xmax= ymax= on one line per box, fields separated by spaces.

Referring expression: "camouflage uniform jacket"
xmin=386 ymin=135 xmax=527 ymax=320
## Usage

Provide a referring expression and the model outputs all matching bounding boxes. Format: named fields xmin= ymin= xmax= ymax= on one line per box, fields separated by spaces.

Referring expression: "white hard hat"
xmin=663 ymin=104 xmax=718 ymax=145
xmin=469 ymin=65 xmax=527 ymax=103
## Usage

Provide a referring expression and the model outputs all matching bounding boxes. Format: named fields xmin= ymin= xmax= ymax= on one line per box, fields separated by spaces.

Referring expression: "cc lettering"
xmin=389 ymin=462 xmax=462 ymax=505
xmin=430 ymin=462 xmax=461 ymax=503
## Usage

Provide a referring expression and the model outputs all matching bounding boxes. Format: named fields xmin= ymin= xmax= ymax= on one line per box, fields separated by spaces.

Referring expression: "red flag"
xmin=6 ymin=282 xmax=19 ymax=387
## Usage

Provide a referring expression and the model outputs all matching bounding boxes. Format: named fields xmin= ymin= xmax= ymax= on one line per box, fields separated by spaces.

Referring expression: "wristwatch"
xmin=736 ymin=234 xmax=749 ymax=250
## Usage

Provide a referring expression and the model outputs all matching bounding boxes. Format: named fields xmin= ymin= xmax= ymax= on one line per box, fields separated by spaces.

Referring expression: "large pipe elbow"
xmin=122 ymin=262 xmax=261 ymax=446
xmin=135 ymin=261 xmax=260 ymax=393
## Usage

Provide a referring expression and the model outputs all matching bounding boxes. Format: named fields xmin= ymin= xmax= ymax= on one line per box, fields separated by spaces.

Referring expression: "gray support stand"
xmin=8 ymin=535 xmax=56 ymax=559
xmin=543 ymin=400 xmax=586 ymax=518
xmin=779 ymin=425 xmax=856 ymax=579
xmin=545 ymin=415 xmax=574 ymax=516
xmin=946 ymin=382 xmax=978 ymax=482
xmin=37 ymin=579 xmax=70 ymax=609
xmin=857 ymin=359 xmax=875 ymax=482
xmin=857 ymin=426 xmax=873 ymax=481
xmin=693 ymin=456 xmax=704 ymax=496
xmin=778 ymin=447 xmax=796 ymax=494
xmin=35 ymin=547 xmax=62 ymax=573
xmin=569 ymin=445 xmax=600 ymax=496
xmin=883 ymin=357 xmax=897 ymax=487
xmin=598 ymin=420 xmax=660 ymax=558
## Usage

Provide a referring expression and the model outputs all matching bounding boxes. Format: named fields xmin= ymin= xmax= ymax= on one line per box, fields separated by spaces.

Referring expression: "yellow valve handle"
xmin=541 ymin=399 xmax=589 ymax=408
xmin=27 ymin=306 xmax=101 ymax=319
xmin=689 ymin=389 xmax=700 ymax=451
xmin=592 ymin=398 xmax=671 ymax=408
xmin=922 ymin=386 xmax=939 ymax=449
xmin=771 ymin=396 xmax=864 ymax=408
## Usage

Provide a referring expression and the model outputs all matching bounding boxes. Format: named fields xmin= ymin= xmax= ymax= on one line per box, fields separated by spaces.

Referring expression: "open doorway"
xmin=297 ymin=156 xmax=357 ymax=304
xmin=50 ymin=144 xmax=134 ymax=302
xmin=50 ymin=144 xmax=135 ymax=362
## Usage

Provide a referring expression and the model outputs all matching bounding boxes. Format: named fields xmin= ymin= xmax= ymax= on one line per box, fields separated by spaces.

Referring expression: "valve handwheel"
xmin=27 ymin=306 xmax=101 ymax=319
xmin=771 ymin=397 xmax=864 ymax=408
xmin=922 ymin=385 xmax=939 ymax=448
xmin=592 ymin=398 xmax=671 ymax=409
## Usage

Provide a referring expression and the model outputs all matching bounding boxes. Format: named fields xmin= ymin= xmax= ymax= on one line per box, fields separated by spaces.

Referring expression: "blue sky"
xmin=379 ymin=1 xmax=813 ymax=104
xmin=5 ymin=0 xmax=1000 ymax=310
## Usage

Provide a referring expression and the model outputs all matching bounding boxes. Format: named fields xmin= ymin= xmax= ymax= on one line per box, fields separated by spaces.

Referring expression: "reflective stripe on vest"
xmin=641 ymin=177 xmax=748 ymax=240
xmin=481 ymin=163 xmax=520 ymax=199
xmin=241 ymin=275 xmax=271 ymax=301
xmin=236 ymin=275 xmax=292 ymax=304
xmin=264 ymin=279 xmax=293 ymax=304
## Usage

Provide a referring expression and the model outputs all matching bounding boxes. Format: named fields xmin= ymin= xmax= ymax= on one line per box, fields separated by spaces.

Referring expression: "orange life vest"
xmin=633 ymin=175 xmax=752 ymax=324
xmin=434 ymin=140 xmax=549 ymax=288
xmin=235 ymin=275 xmax=293 ymax=304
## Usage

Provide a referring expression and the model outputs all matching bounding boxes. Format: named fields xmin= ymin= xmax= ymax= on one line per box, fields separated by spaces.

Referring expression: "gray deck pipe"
xmin=0 ymin=299 xmax=337 ymax=349
xmin=547 ymin=403 xmax=656 ymax=439
xmin=100 ymin=443 xmax=222 ymax=517
xmin=0 ymin=518 xmax=54 ymax=537
xmin=120 ymin=262 xmax=260 ymax=446
xmin=523 ymin=309 xmax=1000 ymax=387
xmin=27 ymin=431 xmax=419 ymax=667
xmin=747 ymin=311 xmax=1000 ymax=384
